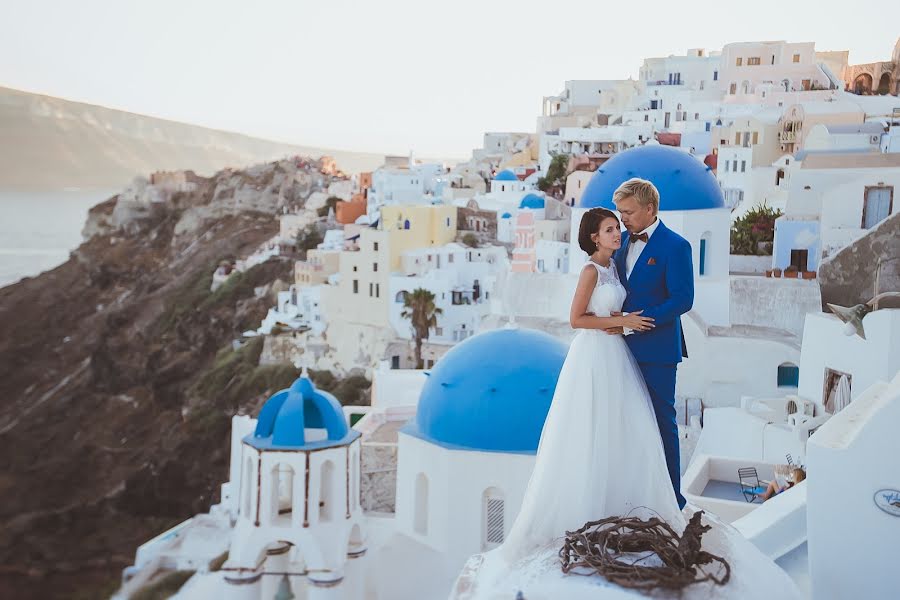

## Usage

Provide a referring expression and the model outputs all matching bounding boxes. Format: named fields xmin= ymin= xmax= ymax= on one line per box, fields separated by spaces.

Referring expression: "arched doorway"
xmin=877 ymin=73 xmax=891 ymax=95
xmin=854 ymin=73 xmax=873 ymax=94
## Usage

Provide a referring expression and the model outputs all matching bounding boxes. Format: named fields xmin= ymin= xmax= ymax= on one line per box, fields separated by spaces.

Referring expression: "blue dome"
xmin=580 ymin=145 xmax=724 ymax=211
xmin=404 ymin=327 xmax=567 ymax=453
xmin=501 ymin=212 xmax=512 ymax=219
xmin=493 ymin=169 xmax=519 ymax=181
xmin=518 ymin=193 xmax=545 ymax=209
xmin=247 ymin=375 xmax=359 ymax=450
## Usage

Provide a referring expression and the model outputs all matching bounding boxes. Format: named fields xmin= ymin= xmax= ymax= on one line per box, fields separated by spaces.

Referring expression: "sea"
xmin=0 ymin=189 xmax=114 ymax=289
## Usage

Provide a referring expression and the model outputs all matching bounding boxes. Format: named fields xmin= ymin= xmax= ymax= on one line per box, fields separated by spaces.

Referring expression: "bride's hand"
xmin=603 ymin=326 xmax=625 ymax=335
xmin=621 ymin=310 xmax=655 ymax=332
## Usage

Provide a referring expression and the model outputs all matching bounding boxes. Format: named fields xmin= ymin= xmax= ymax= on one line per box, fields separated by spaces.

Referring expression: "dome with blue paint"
xmin=501 ymin=212 xmax=512 ymax=219
xmin=247 ymin=374 xmax=359 ymax=450
xmin=580 ymin=145 xmax=724 ymax=211
xmin=493 ymin=169 xmax=519 ymax=181
xmin=518 ymin=194 xmax=545 ymax=209
xmin=403 ymin=327 xmax=567 ymax=453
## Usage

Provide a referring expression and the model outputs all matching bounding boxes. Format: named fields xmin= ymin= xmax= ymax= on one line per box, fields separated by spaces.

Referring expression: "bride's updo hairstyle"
xmin=578 ymin=208 xmax=618 ymax=255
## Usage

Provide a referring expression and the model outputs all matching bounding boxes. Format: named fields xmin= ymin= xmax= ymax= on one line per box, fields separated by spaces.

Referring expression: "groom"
xmin=611 ymin=178 xmax=693 ymax=509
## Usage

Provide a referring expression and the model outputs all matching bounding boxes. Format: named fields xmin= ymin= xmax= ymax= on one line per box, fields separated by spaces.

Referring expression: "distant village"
xmin=114 ymin=39 xmax=900 ymax=600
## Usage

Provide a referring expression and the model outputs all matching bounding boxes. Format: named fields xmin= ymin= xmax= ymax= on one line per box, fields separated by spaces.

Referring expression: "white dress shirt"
xmin=625 ymin=217 xmax=661 ymax=279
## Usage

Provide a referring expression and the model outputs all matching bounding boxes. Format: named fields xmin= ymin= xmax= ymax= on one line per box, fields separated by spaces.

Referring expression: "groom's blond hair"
xmin=613 ymin=178 xmax=659 ymax=215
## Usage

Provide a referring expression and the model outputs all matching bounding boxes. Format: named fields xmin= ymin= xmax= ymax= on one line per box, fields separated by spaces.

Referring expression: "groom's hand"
xmin=604 ymin=312 xmax=624 ymax=335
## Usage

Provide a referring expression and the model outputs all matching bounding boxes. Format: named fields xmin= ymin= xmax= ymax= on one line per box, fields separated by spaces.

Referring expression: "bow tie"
xmin=631 ymin=232 xmax=649 ymax=244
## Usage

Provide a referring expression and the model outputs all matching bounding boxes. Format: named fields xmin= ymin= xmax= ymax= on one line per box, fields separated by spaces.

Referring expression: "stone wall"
xmin=818 ymin=212 xmax=900 ymax=311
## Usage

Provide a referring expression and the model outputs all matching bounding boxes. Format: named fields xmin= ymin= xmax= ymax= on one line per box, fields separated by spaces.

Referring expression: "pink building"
xmin=511 ymin=211 xmax=536 ymax=272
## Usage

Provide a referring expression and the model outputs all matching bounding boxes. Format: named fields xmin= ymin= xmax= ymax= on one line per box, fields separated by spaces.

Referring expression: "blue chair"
xmin=738 ymin=467 xmax=767 ymax=503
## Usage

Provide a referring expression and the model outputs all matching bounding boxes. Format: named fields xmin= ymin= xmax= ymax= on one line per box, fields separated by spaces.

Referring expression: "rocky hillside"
xmin=0 ymin=86 xmax=385 ymax=190
xmin=0 ymin=158 xmax=343 ymax=599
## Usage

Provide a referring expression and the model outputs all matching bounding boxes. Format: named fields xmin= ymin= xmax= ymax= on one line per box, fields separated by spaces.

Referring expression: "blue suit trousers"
xmin=639 ymin=362 xmax=685 ymax=509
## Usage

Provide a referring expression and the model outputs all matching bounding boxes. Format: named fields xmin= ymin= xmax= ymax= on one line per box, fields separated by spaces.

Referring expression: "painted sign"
xmin=874 ymin=489 xmax=900 ymax=517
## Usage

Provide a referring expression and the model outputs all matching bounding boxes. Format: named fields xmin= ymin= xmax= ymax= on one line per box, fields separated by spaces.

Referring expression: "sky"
xmin=0 ymin=0 xmax=896 ymax=159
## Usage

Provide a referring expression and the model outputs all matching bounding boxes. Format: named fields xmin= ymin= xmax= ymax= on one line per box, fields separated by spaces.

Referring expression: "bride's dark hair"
xmin=578 ymin=208 xmax=619 ymax=255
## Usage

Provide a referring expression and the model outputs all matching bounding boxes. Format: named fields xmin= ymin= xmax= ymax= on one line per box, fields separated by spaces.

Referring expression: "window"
xmin=699 ymin=238 xmax=707 ymax=276
xmin=752 ymin=132 xmax=759 ymax=145
xmin=741 ymin=160 xmax=746 ymax=172
xmin=862 ymin=186 xmax=893 ymax=229
xmin=352 ymin=265 xmax=358 ymax=272
xmin=705 ymin=122 xmax=711 ymax=132
xmin=273 ymin=464 xmax=294 ymax=519
xmin=374 ymin=242 xmax=379 ymax=251
xmin=368 ymin=282 xmax=373 ymax=297
xmin=644 ymin=114 xmax=649 ymax=122
xmin=375 ymin=283 xmax=380 ymax=298
xmin=724 ymin=160 xmax=729 ymax=172
xmin=735 ymin=132 xmax=741 ymax=145
xmin=748 ymin=57 xmax=761 ymax=66
xmin=736 ymin=57 xmax=743 ymax=66
xmin=435 ymin=327 xmax=443 ymax=336
xmin=373 ymin=262 xmax=378 ymax=272
xmin=729 ymin=83 xmax=737 ymax=95
xmin=319 ymin=461 xmax=334 ymax=523
xmin=792 ymin=54 xmax=800 ymax=63
xmin=713 ymin=70 xmax=718 ymax=81
xmin=352 ymin=279 xmax=358 ymax=294
xmin=482 ymin=488 xmax=506 ymax=550
xmin=777 ymin=363 xmax=800 ymax=387
xmin=445 ymin=217 xmax=451 ymax=227
xmin=700 ymin=80 xmax=705 ymax=90
xmin=391 ymin=355 xmax=400 ymax=369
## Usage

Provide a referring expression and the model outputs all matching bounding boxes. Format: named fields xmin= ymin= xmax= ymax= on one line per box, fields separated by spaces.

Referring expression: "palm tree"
xmin=400 ymin=289 xmax=442 ymax=369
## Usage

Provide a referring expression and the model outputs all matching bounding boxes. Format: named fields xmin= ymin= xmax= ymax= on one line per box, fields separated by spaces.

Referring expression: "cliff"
xmin=0 ymin=157 xmax=339 ymax=599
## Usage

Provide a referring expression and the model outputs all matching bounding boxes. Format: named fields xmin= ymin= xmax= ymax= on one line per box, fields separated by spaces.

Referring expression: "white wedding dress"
xmin=501 ymin=259 xmax=686 ymax=561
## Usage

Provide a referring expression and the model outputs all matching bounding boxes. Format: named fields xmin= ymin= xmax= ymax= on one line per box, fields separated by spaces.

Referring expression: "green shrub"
xmin=730 ymin=205 xmax=782 ymax=255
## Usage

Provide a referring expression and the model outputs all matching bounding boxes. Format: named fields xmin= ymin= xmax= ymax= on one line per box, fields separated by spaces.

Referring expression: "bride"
xmin=501 ymin=207 xmax=686 ymax=561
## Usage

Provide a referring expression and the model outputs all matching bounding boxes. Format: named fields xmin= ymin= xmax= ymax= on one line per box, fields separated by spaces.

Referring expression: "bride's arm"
xmin=569 ymin=267 xmax=626 ymax=330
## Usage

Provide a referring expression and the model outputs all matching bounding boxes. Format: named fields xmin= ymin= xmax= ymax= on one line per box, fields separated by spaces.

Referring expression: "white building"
xmin=367 ymin=161 xmax=446 ymax=222
xmin=388 ymin=243 xmax=507 ymax=346
xmin=257 ymin=285 xmax=325 ymax=336
xmin=772 ymin=151 xmax=900 ymax=272
xmin=222 ymin=374 xmax=365 ymax=599
xmin=719 ymin=41 xmax=841 ymax=100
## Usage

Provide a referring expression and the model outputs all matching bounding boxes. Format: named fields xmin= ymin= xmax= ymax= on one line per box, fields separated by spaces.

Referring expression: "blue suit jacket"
xmin=614 ymin=220 xmax=694 ymax=365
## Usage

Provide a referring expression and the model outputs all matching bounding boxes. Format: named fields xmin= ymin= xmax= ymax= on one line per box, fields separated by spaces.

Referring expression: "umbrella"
xmin=834 ymin=374 xmax=851 ymax=413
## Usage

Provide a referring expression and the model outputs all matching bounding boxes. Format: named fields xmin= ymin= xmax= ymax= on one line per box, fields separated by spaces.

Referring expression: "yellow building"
xmin=295 ymin=249 xmax=340 ymax=286
xmin=322 ymin=205 xmax=459 ymax=330
xmin=380 ymin=205 xmax=458 ymax=271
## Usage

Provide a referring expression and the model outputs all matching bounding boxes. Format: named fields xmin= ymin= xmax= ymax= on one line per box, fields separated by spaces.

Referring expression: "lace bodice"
xmin=584 ymin=260 xmax=626 ymax=317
